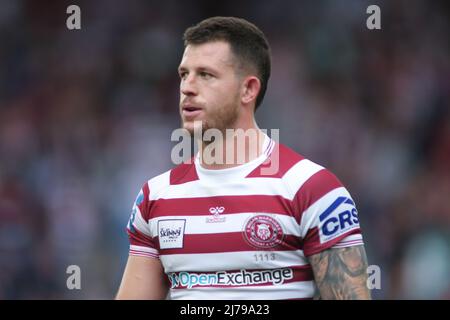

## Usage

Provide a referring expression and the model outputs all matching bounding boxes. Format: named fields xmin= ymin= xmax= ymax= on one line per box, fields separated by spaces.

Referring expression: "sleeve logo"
xmin=128 ymin=190 xmax=144 ymax=234
xmin=319 ymin=196 xmax=360 ymax=243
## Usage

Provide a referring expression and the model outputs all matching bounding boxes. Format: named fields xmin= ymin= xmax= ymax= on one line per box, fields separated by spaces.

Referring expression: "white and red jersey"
xmin=126 ymin=135 xmax=364 ymax=300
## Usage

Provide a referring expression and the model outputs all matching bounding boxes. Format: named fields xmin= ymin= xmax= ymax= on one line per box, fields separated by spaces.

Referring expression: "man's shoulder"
xmin=277 ymin=142 xmax=307 ymax=166
xmin=248 ymin=141 xmax=323 ymax=178
xmin=277 ymin=142 xmax=340 ymax=177
xmin=144 ymin=158 xmax=198 ymax=194
xmin=272 ymin=142 xmax=344 ymax=196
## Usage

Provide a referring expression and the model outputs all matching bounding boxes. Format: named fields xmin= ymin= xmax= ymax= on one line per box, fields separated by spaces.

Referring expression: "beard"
xmin=204 ymin=103 xmax=239 ymax=133
xmin=183 ymin=99 xmax=240 ymax=145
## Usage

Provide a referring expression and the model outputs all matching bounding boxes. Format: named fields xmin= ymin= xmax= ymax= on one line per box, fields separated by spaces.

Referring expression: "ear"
xmin=241 ymin=76 xmax=261 ymax=106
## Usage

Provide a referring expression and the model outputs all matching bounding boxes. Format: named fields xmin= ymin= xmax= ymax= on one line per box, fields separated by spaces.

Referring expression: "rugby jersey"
xmin=126 ymin=135 xmax=364 ymax=299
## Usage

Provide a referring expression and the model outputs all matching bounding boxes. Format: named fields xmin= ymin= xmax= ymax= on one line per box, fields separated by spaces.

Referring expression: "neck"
xmin=197 ymin=120 xmax=266 ymax=170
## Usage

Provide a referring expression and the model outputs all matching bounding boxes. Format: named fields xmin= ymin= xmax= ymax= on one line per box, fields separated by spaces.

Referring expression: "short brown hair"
xmin=183 ymin=16 xmax=271 ymax=110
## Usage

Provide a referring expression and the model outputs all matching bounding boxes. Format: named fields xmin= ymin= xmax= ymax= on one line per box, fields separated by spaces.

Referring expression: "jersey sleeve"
xmin=126 ymin=182 xmax=160 ymax=259
xmin=294 ymin=169 xmax=364 ymax=257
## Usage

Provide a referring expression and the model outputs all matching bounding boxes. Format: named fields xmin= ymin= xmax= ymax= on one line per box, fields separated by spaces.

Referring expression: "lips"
xmin=182 ymin=104 xmax=203 ymax=118
xmin=183 ymin=106 xmax=201 ymax=112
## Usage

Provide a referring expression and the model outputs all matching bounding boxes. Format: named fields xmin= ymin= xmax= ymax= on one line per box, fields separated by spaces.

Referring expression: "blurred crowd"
xmin=0 ymin=0 xmax=448 ymax=299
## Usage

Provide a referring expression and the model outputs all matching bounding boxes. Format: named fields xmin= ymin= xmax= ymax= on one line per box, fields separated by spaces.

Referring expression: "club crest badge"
xmin=244 ymin=215 xmax=284 ymax=249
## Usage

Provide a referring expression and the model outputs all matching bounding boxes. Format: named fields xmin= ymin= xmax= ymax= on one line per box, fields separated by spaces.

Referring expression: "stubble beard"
xmin=183 ymin=100 xmax=240 ymax=146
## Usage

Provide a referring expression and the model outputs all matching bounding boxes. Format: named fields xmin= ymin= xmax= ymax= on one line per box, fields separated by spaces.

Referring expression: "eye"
xmin=199 ymin=71 xmax=212 ymax=79
xmin=179 ymin=71 xmax=188 ymax=80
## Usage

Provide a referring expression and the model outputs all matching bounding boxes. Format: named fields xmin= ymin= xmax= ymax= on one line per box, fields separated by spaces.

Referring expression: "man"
xmin=116 ymin=16 xmax=371 ymax=300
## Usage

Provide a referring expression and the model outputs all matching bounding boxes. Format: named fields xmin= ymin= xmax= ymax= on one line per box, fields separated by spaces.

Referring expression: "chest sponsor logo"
xmin=158 ymin=219 xmax=186 ymax=249
xmin=168 ymin=268 xmax=294 ymax=289
xmin=243 ymin=215 xmax=284 ymax=249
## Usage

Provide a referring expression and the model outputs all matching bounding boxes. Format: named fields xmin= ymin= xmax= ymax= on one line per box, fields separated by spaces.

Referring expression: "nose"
xmin=180 ymin=74 xmax=198 ymax=96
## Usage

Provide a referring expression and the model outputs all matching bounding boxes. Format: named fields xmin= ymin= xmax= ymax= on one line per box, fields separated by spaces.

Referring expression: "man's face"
xmin=178 ymin=41 xmax=241 ymax=135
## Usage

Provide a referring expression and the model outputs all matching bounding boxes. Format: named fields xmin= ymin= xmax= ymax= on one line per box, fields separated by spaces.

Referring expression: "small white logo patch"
xmin=158 ymin=219 xmax=186 ymax=249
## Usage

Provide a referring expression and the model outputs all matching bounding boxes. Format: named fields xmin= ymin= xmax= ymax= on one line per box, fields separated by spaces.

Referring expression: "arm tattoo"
xmin=308 ymin=245 xmax=371 ymax=300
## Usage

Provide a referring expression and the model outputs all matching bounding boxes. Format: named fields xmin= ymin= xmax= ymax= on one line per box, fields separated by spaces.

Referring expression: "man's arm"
xmin=308 ymin=245 xmax=371 ymax=300
xmin=116 ymin=255 xmax=169 ymax=300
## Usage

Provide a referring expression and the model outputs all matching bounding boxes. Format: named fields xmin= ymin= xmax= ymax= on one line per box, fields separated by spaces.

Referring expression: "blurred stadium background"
xmin=0 ymin=0 xmax=449 ymax=299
